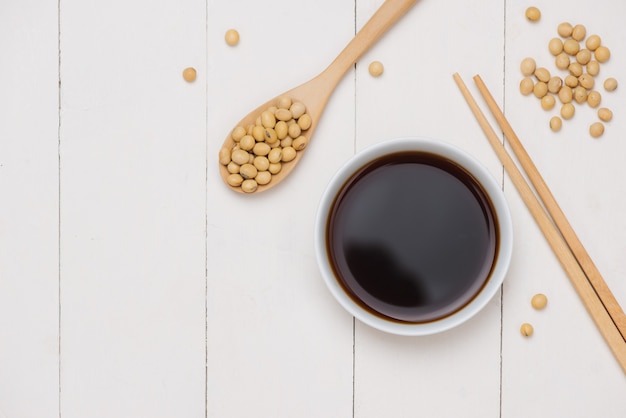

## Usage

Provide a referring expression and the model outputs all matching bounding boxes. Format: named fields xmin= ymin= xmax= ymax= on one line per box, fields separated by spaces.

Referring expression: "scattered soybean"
xmin=590 ymin=122 xmax=605 ymax=138
xmin=225 ymin=29 xmax=240 ymax=46
xmin=519 ymin=19 xmax=618 ymax=138
xmin=520 ymin=323 xmax=534 ymax=337
xmin=368 ymin=61 xmax=384 ymax=77
xmin=531 ymin=294 xmax=548 ymax=310
xmin=182 ymin=67 xmax=197 ymax=82
xmin=525 ymin=7 xmax=541 ymax=22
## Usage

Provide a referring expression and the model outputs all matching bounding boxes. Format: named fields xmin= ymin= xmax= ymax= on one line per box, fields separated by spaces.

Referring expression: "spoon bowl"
xmin=218 ymin=0 xmax=418 ymax=193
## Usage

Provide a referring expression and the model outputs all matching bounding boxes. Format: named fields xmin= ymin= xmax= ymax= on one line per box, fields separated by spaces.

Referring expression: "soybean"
xmin=227 ymin=173 xmax=244 ymax=187
xmin=590 ymin=122 xmax=605 ymax=138
xmin=604 ymin=77 xmax=618 ymax=92
xmin=241 ymin=179 xmax=258 ymax=193
xmin=595 ymin=46 xmax=611 ymax=63
xmin=520 ymin=77 xmax=534 ymax=95
xmin=531 ymin=294 xmax=548 ymax=310
xmin=576 ymin=49 xmax=592 ymax=65
xmin=288 ymin=122 xmax=301 ymax=139
xmin=573 ymin=86 xmax=588 ymax=104
xmin=231 ymin=149 xmax=250 ymax=165
xmin=368 ymin=60 xmax=384 ymax=77
xmin=568 ymin=62 xmax=583 ymax=77
xmin=520 ymin=57 xmax=536 ymax=76
xmin=563 ymin=39 xmax=580 ymax=56
xmin=550 ymin=116 xmax=562 ymax=132
xmin=253 ymin=156 xmax=270 ymax=172
xmin=261 ymin=111 xmax=276 ymax=129
xmin=548 ymin=38 xmax=563 ymax=55
xmin=280 ymin=136 xmax=293 ymax=148
xmin=232 ymin=126 xmax=246 ymax=142
xmin=555 ymin=53 xmax=570 ymax=70
xmin=220 ymin=96 xmax=313 ymax=192
xmin=239 ymin=135 xmax=255 ymax=151
xmin=219 ymin=147 xmax=232 ymax=165
xmin=275 ymin=121 xmax=288 ymax=139
xmin=533 ymin=82 xmax=548 ymax=98
xmin=293 ymin=136 xmax=308 ymax=151
xmin=548 ymin=76 xmax=562 ymax=94
xmin=281 ymin=146 xmax=297 ymax=162
xmin=275 ymin=108 xmax=292 ymax=121
xmin=525 ymin=7 xmax=541 ymax=22
xmin=520 ymin=323 xmax=534 ymax=337
xmin=263 ymin=128 xmax=278 ymax=144
xmin=253 ymin=142 xmax=271 ymax=157
xmin=587 ymin=90 xmax=601 ymax=108
xmin=535 ymin=67 xmax=550 ymax=83
xmin=268 ymin=162 xmax=282 ymax=174
xmin=182 ymin=67 xmax=197 ymax=82
xmin=598 ymin=108 xmax=613 ymax=122
xmin=251 ymin=125 xmax=265 ymax=142
xmin=564 ymin=75 xmax=578 ymax=88
xmin=572 ymin=24 xmax=586 ymax=41
xmin=586 ymin=35 xmax=601 ymax=51
xmin=298 ymin=114 xmax=312 ymax=130
xmin=579 ymin=73 xmax=595 ymax=89
xmin=255 ymin=171 xmax=272 ymax=185
xmin=541 ymin=94 xmax=556 ymax=111
xmin=521 ymin=20 xmax=617 ymax=139
xmin=290 ymin=102 xmax=306 ymax=119
xmin=225 ymin=29 xmax=240 ymax=46
xmin=558 ymin=86 xmax=573 ymax=103
xmin=586 ymin=60 xmax=600 ymax=76
xmin=277 ymin=96 xmax=292 ymax=109
xmin=227 ymin=161 xmax=240 ymax=174
xmin=557 ymin=22 xmax=573 ymax=37
xmin=266 ymin=148 xmax=282 ymax=164
xmin=561 ymin=103 xmax=575 ymax=119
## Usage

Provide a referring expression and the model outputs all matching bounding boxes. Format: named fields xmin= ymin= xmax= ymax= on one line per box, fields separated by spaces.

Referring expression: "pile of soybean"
xmin=520 ymin=20 xmax=618 ymax=138
xmin=219 ymin=96 xmax=312 ymax=193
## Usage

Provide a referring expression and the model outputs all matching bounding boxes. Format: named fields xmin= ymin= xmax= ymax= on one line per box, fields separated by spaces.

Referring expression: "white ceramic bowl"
xmin=314 ymin=137 xmax=513 ymax=336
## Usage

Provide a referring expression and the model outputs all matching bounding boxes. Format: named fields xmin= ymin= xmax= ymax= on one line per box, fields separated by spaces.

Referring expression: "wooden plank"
xmin=0 ymin=2 xmax=60 ymax=417
xmin=501 ymin=1 xmax=626 ymax=416
xmin=3 ymin=1 xmax=626 ymax=417
xmin=58 ymin=0 xmax=207 ymax=416
xmin=205 ymin=0 xmax=356 ymax=416
xmin=353 ymin=0 xmax=504 ymax=416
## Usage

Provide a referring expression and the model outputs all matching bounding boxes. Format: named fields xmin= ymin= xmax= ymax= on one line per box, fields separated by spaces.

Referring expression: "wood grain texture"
xmin=353 ymin=1 xmax=505 ymax=417
xmin=206 ymin=1 xmax=357 ymax=416
xmin=218 ymin=0 xmax=417 ymax=194
xmin=59 ymin=0 xmax=207 ymax=416
xmin=474 ymin=74 xmax=626 ymax=342
xmin=454 ymin=73 xmax=626 ymax=374
xmin=500 ymin=3 xmax=626 ymax=415
xmin=1 ymin=1 xmax=626 ymax=417
xmin=0 ymin=2 xmax=60 ymax=417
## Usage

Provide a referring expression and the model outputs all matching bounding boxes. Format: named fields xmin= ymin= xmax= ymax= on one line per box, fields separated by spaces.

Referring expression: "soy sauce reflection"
xmin=344 ymin=241 xmax=432 ymax=307
xmin=326 ymin=152 xmax=498 ymax=323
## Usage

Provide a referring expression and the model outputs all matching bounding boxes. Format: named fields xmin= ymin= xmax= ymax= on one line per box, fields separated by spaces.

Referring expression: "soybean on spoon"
xmin=218 ymin=0 xmax=418 ymax=193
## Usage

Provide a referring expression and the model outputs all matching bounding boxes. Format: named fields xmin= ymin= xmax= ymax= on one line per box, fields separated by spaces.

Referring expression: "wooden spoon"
xmin=219 ymin=0 xmax=418 ymax=193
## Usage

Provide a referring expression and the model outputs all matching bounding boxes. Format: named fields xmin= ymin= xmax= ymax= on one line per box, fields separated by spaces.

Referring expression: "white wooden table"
xmin=2 ymin=0 xmax=626 ymax=416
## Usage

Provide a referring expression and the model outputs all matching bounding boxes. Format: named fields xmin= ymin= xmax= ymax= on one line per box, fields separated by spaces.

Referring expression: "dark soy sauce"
xmin=326 ymin=151 xmax=499 ymax=323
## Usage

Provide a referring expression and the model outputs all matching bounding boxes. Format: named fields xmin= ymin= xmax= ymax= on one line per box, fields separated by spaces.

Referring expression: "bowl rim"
xmin=314 ymin=136 xmax=513 ymax=336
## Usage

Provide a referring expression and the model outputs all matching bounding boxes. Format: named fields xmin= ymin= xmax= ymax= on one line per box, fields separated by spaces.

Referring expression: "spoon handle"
xmin=321 ymin=0 xmax=417 ymax=82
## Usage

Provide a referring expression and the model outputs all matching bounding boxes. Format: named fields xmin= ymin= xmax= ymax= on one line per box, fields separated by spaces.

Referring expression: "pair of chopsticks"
xmin=453 ymin=73 xmax=626 ymax=374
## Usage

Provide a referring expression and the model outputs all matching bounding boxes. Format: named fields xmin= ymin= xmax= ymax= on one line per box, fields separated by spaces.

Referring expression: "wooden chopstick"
xmin=452 ymin=73 xmax=626 ymax=374
xmin=472 ymin=75 xmax=626 ymax=343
